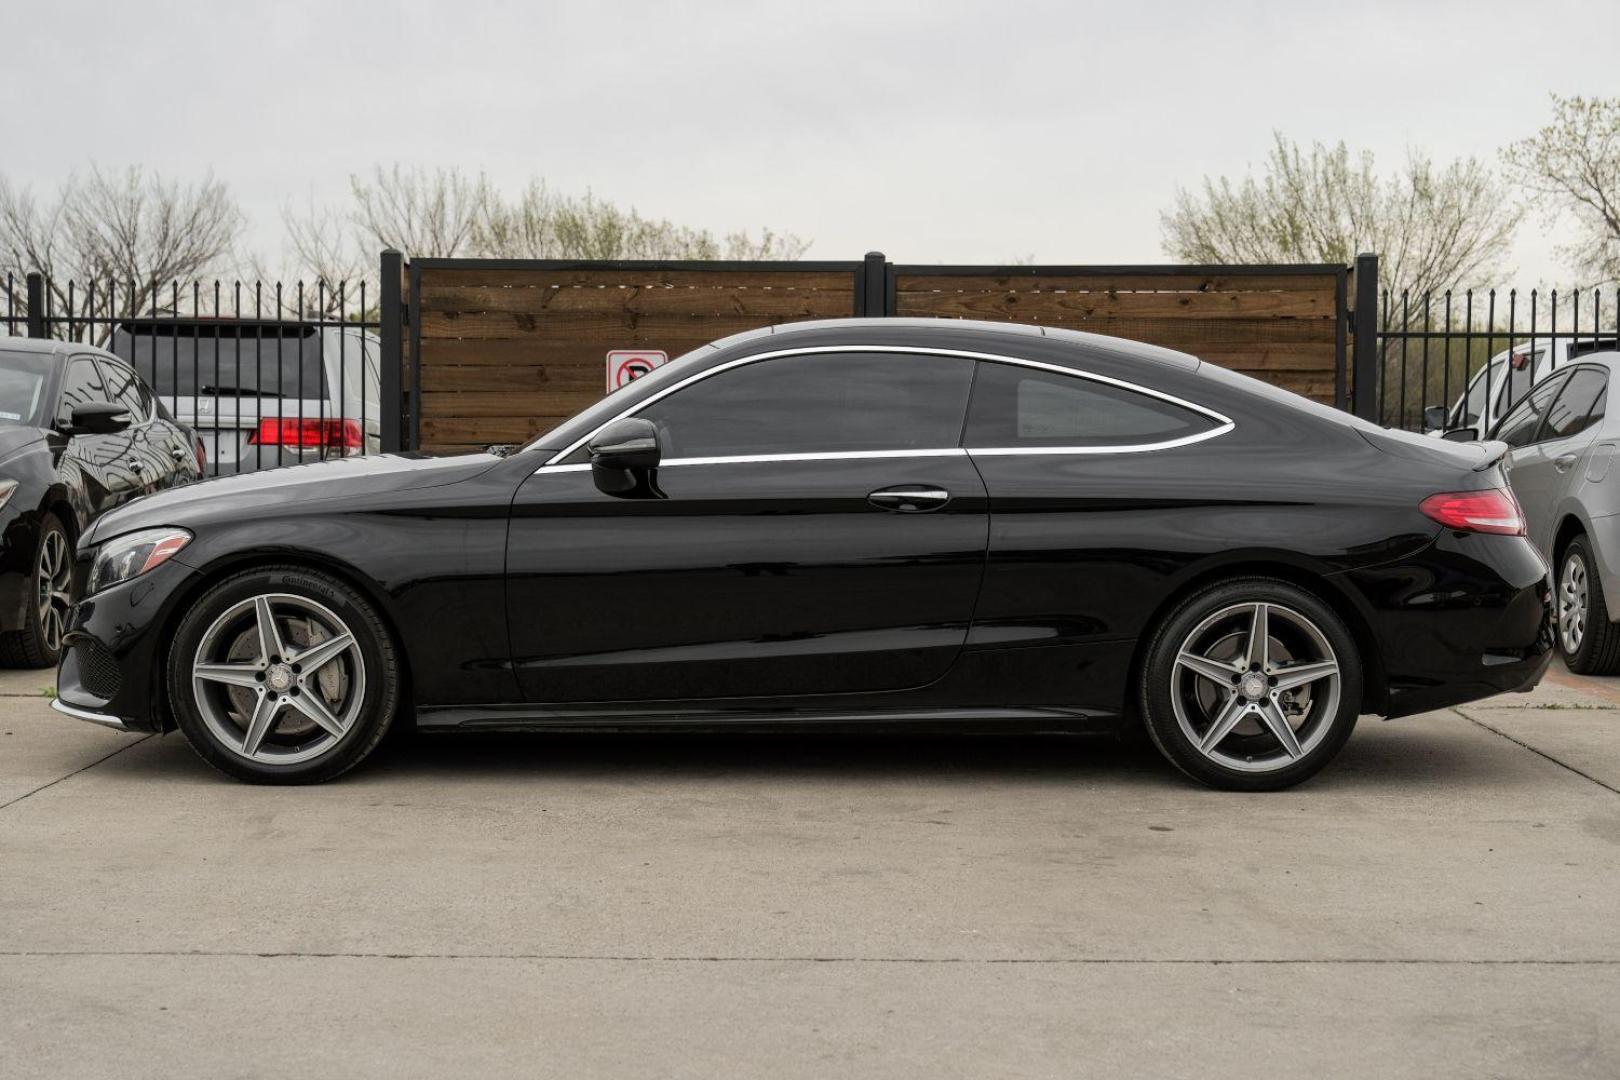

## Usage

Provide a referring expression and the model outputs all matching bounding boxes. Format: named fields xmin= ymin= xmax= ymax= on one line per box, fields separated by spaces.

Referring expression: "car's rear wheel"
xmin=1139 ymin=577 xmax=1362 ymax=791
xmin=1556 ymin=536 xmax=1620 ymax=675
xmin=166 ymin=566 xmax=400 ymax=783
xmin=0 ymin=513 xmax=73 ymax=668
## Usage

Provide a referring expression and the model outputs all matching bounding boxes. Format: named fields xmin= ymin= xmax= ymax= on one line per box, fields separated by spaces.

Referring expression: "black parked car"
xmin=0 ymin=339 xmax=203 ymax=666
xmin=53 ymin=319 xmax=1551 ymax=789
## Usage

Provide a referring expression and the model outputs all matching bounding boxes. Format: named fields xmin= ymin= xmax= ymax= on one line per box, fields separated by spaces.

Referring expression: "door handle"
xmin=868 ymin=486 xmax=950 ymax=513
xmin=127 ymin=458 xmax=145 ymax=471
xmin=169 ymin=447 xmax=187 ymax=461
xmin=1555 ymin=453 xmax=1579 ymax=473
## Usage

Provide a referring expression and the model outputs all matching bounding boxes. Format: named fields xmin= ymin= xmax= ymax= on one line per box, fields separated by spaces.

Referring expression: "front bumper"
xmin=55 ymin=556 xmax=202 ymax=732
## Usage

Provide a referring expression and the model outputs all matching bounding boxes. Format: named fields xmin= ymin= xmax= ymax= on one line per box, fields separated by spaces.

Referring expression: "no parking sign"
xmin=607 ymin=349 xmax=669 ymax=392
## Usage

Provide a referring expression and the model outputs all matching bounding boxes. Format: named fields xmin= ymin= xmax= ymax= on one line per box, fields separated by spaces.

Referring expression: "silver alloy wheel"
xmin=190 ymin=593 xmax=366 ymax=765
xmin=36 ymin=528 xmax=71 ymax=655
xmin=1560 ymin=551 xmax=1589 ymax=655
xmin=1169 ymin=601 xmax=1342 ymax=774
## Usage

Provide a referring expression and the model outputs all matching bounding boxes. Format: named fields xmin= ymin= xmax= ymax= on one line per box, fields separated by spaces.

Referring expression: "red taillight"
xmin=194 ymin=438 xmax=207 ymax=473
xmin=248 ymin=418 xmax=363 ymax=451
xmin=1419 ymin=488 xmax=1526 ymax=536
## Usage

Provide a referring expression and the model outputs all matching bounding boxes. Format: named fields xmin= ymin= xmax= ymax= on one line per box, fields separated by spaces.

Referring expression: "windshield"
xmin=521 ymin=344 xmax=714 ymax=453
xmin=0 ymin=350 xmax=52 ymax=427
xmin=111 ymin=323 xmax=329 ymax=398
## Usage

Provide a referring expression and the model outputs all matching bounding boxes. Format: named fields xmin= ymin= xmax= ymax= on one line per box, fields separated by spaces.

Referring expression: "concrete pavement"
xmin=2 ymin=664 xmax=1617 ymax=1078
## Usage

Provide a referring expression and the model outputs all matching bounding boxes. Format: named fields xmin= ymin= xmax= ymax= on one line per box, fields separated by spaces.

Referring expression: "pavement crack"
xmin=0 ymin=735 xmax=153 ymax=813
xmin=1454 ymin=708 xmax=1620 ymax=797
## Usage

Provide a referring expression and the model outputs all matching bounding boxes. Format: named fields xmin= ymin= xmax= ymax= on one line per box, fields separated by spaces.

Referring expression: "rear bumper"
xmin=1346 ymin=530 xmax=1554 ymax=718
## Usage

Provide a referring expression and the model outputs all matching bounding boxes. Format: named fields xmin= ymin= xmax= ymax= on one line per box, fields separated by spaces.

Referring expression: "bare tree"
xmin=245 ymin=197 xmax=370 ymax=317
xmin=0 ymin=166 xmax=243 ymax=334
xmin=1161 ymin=134 xmax=1521 ymax=298
xmin=475 ymin=181 xmax=808 ymax=260
xmin=349 ymin=165 xmax=488 ymax=258
xmin=1503 ymin=94 xmax=1620 ymax=286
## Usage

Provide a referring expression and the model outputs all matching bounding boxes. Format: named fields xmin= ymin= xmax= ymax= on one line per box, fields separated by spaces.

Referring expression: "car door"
xmin=1516 ymin=366 xmax=1608 ymax=552
xmin=56 ymin=356 xmax=142 ymax=515
xmin=959 ymin=357 xmax=1235 ymax=707
xmin=1496 ymin=371 xmax=1573 ymax=550
xmin=505 ymin=350 xmax=989 ymax=703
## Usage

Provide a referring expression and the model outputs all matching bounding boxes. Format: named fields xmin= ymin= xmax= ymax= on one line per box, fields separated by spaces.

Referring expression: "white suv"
xmin=1426 ymin=338 xmax=1616 ymax=439
xmin=110 ymin=319 xmax=381 ymax=475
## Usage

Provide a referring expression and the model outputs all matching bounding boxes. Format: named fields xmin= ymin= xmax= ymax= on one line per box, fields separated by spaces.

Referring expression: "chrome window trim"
xmin=538 ymin=344 xmax=1234 ymax=471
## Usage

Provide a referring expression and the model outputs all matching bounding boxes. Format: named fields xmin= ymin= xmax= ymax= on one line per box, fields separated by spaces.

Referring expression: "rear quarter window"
xmin=965 ymin=361 xmax=1220 ymax=449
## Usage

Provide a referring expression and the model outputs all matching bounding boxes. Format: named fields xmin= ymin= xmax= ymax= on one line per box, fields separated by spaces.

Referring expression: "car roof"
xmin=0 ymin=340 xmax=123 ymax=365
xmin=709 ymin=317 xmax=1202 ymax=372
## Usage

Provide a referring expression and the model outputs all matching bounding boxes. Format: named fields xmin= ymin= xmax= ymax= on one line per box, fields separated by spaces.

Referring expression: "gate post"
xmin=378 ymin=249 xmax=404 ymax=452
xmin=1352 ymin=253 xmax=1379 ymax=421
xmin=861 ymin=251 xmax=887 ymax=317
xmin=25 ymin=272 xmax=45 ymax=338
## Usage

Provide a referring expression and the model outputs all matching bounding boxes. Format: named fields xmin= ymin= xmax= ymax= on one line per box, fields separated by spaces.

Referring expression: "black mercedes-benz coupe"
xmin=53 ymin=318 xmax=1552 ymax=790
xmin=0 ymin=338 xmax=203 ymax=666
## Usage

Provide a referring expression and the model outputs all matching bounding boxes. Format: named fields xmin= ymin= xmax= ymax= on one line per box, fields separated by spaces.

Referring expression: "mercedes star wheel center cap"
xmin=266 ymin=664 xmax=294 ymax=693
xmin=1241 ymin=673 xmax=1267 ymax=700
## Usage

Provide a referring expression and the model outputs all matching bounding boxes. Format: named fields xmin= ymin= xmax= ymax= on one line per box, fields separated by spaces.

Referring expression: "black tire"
xmin=0 ymin=512 xmax=73 ymax=669
xmin=1556 ymin=536 xmax=1620 ymax=675
xmin=166 ymin=565 xmax=400 ymax=784
xmin=1138 ymin=577 xmax=1362 ymax=792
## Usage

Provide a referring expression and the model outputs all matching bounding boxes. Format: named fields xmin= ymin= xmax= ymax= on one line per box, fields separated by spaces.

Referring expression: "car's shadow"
xmin=114 ymin=719 xmax=1528 ymax=792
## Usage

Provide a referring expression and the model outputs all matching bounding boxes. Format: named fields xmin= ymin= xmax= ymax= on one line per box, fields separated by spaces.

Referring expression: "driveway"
xmin=2 ymin=665 xmax=1617 ymax=1078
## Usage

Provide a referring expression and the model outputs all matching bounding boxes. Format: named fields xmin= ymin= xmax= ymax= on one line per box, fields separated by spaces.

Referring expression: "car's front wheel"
xmin=1139 ymin=577 xmax=1362 ymax=791
xmin=166 ymin=566 xmax=400 ymax=783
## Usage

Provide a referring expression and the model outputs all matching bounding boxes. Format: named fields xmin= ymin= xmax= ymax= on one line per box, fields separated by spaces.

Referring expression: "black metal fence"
xmin=1376 ymin=286 xmax=1619 ymax=433
xmin=2 ymin=267 xmax=389 ymax=477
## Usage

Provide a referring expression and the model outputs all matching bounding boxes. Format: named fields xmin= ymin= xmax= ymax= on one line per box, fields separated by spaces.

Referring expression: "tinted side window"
xmin=99 ymin=360 xmax=152 ymax=422
xmin=58 ymin=358 xmax=110 ymax=424
xmin=1496 ymin=374 xmax=1567 ymax=448
xmin=1541 ymin=368 xmax=1608 ymax=441
xmin=965 ymin=361 xmax=1218 ymax=449
xmin=634 ymin=353 xmax=974 ymax=458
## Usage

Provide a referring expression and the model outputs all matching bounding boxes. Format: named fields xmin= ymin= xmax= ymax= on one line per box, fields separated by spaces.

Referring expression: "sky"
xmin=5 ymin=0 xmax=1618 ymax=284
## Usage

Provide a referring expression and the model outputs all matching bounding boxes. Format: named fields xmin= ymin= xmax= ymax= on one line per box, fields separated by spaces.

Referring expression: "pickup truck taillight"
xmin=1419 ymin=488 xmax=1526 ymax=536
xmin=248 ymin=418 xmax=363 ymax=451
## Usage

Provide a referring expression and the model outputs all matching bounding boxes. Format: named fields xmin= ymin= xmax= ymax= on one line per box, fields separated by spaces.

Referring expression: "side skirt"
xmin=414 ymin=703 xmax=1120 ymax=735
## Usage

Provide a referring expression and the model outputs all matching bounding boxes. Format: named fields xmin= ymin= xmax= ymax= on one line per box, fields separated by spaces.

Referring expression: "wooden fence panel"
xmin=413 ymin=264 xmax=860 ymax=452
xmin=893 ymin=268 xmax=1343 ymax=404
xmin=408 ymin=260 xmax=1348 ymax=453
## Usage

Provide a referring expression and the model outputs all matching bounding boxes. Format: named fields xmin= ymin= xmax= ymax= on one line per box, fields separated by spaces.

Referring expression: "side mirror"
xmin=587 ymin=418 xmax=662 ymax=495
xmin=1441 ymin=426 xmax=1480 ymax=443
xmin=65 ymin=402 xmax=132 ymax=435
xmin=1422 ymin=405 xmax=1449 ymax=431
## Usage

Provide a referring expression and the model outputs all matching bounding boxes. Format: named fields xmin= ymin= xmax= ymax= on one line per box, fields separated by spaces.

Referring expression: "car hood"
xmin=84 ymin=451 xmax=505 ymax=544
xmin=0 ymin=425 xmax=47 ymax=465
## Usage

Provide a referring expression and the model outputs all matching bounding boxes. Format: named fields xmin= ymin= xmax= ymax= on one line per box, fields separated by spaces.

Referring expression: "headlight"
xmin=88 ymin=528 xmax=192 ymax=595
xmin=0 ymin=479 xmax=17 ymax=512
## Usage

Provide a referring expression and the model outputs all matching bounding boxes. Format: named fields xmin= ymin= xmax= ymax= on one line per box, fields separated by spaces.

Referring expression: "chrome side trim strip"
xmin=538 ymin=344 xmax=1233 ymax=470
xmin=664 ymin=448 xmax=967 ymax=468
xmin=51 ymin=697 xmax=131 ymax=732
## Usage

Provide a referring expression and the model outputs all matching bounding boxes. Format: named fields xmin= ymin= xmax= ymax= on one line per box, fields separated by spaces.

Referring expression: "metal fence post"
xmin=862 ymin=251 xmax=887 ymax=317
xmin=25 ymin=272 xmax=45 ymax=338
xmin=1352 ymin=253 xmax=1379 ymax=421
xmin=378 ymin=249 xmax=404 ymax=452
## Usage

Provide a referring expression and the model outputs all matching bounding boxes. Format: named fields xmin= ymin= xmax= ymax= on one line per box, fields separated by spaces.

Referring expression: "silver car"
xmin=109 ymin=319 xmax=381 ymax=475
xmin=1494 ymin=354 xmax=1620 ymax=672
